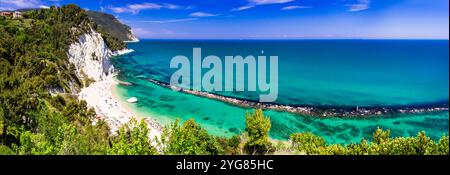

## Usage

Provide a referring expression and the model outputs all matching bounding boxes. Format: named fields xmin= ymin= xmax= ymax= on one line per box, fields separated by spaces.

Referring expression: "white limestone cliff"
xmin=67 ymin=29 xmax=115 ymax=81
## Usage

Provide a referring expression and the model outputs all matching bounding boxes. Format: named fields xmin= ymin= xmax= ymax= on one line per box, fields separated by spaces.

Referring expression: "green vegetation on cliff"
xmin=0 ymin=5 xmax=127 ymax=155
xmin=86 ymin=11 xmax=136 ymax=42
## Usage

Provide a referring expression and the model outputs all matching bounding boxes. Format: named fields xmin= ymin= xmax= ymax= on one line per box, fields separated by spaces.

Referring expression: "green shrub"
xmin=244 ymin=109 xmax=274 ymax=155
xmin=289 ymin=128 xmax=449 ymax=155
xmin=159 ymin=119 xmax=223 ymax=155
xmin=290 ymin=132 xmax=325 ymax=155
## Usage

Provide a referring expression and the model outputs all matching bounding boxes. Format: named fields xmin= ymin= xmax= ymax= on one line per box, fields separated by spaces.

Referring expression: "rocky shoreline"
xmin=147 ymin=78 xmax=449 ymax=118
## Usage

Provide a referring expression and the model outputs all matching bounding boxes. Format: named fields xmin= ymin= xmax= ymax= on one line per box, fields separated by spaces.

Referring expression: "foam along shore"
xmin=112 ymin=49 xmax=135 ymax=56
xmin=147 ymin=78 xmax=449 ymax=118
xmin=124 ymin=39 xmax=139 ymax=43
xmin=78 ymin=74 xmax=162 ymax=141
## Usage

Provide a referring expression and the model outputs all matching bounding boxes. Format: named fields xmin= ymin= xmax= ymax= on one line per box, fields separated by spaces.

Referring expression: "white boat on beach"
xmin=126 ymin=97 xmax=138 ymax=103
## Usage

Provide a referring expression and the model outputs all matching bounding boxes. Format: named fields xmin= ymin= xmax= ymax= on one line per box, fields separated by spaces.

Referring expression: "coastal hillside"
xmin=85 ymin=11 xmax=138 ymax=42
xmin=0 ymin=5 xmax=144 ymax=155
xmin=2 ymin=8 xmax=138 ymax=42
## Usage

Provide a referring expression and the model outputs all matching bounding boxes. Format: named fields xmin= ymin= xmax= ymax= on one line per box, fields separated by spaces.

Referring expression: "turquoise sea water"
xmin=112 ymin=40 xmax=449 ymax=144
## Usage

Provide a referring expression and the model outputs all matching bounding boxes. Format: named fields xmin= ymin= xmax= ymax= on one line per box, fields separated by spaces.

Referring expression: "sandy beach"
xmin=79 ymin=74 xmax=162 ymax=141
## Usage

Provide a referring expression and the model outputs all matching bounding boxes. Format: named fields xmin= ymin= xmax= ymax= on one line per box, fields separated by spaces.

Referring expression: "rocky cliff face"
xmin=67 ymin=29 xmax=115 ymax=81
xmin=126 ymin=31 xmax=139 ymax=42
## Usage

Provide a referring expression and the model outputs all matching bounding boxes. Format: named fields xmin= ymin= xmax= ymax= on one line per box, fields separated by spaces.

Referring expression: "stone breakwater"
xmin=147 ymin=78 xmax=449 ymax=118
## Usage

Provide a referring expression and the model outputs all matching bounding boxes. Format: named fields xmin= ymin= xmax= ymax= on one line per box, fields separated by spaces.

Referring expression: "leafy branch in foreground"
xmin=158 ymin=119 xmax=224 ymax=155
xmin=244 ymin=109 xmax=274 ymax=155
xmin=107 ymin=118 xmax=157 ymax=155
xmin=290 ymin=128 xmax=449 ymax=155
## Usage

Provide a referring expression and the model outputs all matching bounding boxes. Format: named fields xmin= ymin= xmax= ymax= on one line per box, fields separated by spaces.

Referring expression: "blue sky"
xmin=1 ymin=0 xmax=449 ymax=39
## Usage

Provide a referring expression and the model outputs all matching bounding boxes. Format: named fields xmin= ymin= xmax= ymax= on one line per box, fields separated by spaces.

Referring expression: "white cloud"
xmin=108 ymin=3 xmax=183 ymax=14
xmin=161 ymin=29 xmax=175 ymax=35
xmin=189 ymin=12 xmax=217 ymax=17
xmin=346 ymin=0 xmax=370 ymax=12
xmin=281 ymin=5 xmax=311 ymax=10
xmin=231 ymin=5 xmax=255 ymax=11
xmin=141 ymin=18 xmax=198 ymax=24
xmin=0 ymin=7 xmax=13 ymax=11
xmin=108 ymin=7 xmax=127 ymax=13
xmin=231 ymin=0 xmax=295 ymax=11
xmin=185 ymin=6 xmax=196 ymax=10
xmin=249 ymin=0 xmax=295 ymax=5
xmin=128 ymin=3 xmax=163 ymax=11
xmin=0 ymin=0 xmax=47 ymax=10
xmin=1 ymin=0 xmax=39 ymax=8
xmin=132 ymin=28 xmax=153 ymax=36
xmin=162 ymin=3 xmax=181 ymax=10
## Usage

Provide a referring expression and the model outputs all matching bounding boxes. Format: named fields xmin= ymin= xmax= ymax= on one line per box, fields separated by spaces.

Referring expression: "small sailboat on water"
xmin=126 ymin=97 xmax=138 ymax=103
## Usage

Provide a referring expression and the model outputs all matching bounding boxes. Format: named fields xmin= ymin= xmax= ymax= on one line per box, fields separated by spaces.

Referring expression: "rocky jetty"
xmin=147 ymin=78 xmax=449 ymax=118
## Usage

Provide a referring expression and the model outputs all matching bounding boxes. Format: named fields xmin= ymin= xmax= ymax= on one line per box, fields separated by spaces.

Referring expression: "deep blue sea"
xmin=112 ymin=40 xmax=449 ymax=144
